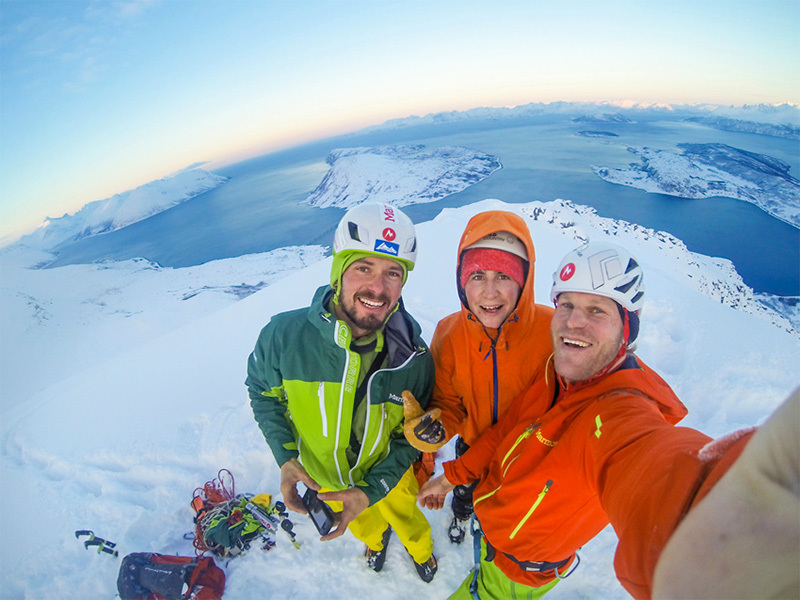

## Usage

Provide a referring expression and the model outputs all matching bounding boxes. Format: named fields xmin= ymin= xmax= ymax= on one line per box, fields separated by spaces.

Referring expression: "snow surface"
xmin=593 ymin=144 xmax=800 ymax=228
xmin=2 ymin=198 xmax=798 ymax=599
xmin=305 ymin=145 xmax=502 ymax=209
xmin=14 ymin=167 xmax=229 ymax=251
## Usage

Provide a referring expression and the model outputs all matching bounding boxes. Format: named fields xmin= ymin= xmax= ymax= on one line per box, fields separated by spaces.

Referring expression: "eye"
xmin=497 ymin=273 xmax=510 ymax=280
xmin=590 ymin=307 xmax=606 ymax=315
xmin=387 ymin=269 xmax=402 ymax=279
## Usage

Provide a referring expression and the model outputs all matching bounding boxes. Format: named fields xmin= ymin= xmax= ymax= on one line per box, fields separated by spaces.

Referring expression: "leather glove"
xmin=402 ymin=390 xmax=447 ymax=452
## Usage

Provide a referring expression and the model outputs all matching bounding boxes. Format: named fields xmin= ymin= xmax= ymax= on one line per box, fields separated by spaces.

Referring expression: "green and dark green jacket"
xmin=246 ymin=285 xmax=434 ymax=506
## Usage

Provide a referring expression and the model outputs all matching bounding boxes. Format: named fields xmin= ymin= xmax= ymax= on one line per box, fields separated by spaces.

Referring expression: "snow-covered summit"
xmin=592 ymin=144 xmax=800 ymax=228
xmin=12 ymin=166 xmax=228 ymax=251
xmin=305 ymin=145 xmax=501 ymax=209
xmin=2 ymin=198 xmax=798 ymax=599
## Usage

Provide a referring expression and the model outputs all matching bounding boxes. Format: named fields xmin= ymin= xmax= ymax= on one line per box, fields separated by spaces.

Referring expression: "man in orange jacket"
xmin=418 ymin=241 xmax=769 ymax=600
xmin=403 ymin=210 xmax=554 ymax=544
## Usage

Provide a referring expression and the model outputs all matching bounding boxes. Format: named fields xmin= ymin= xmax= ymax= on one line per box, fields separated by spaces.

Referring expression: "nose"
xmin=564 ymin=307 xmax=588 ymax=328
xmin=484 ymin=276 xmax=500 ymax=297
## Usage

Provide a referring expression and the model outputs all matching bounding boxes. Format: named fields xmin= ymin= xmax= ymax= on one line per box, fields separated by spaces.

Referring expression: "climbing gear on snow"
xmin=117 ymin=552 xmax=225 ymax=600
xmin=75 ymin=530 xmax=118 ymax=557
xmin=365 ymin=526 xmax=392 ymax=572
xmin=190 ymin=469 xmax=299 ymax=557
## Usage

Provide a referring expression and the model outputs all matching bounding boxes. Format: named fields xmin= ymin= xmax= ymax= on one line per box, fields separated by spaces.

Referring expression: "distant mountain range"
xmin=362 ymin=100 xmax=800 ymax=134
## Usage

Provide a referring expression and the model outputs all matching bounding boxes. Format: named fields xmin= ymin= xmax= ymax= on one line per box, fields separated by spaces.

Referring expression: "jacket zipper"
xmin=509 ymin=480 xmax=553 ymax=540
xmin=474 ymin=424 xmax=536 ymax=507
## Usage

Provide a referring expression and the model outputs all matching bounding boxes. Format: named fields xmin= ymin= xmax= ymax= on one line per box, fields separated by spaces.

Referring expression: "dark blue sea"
xmin=48 ymin=117 xmax=800 ymax=296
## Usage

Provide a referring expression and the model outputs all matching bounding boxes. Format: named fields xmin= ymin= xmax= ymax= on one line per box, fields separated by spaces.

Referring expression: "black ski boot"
xmin=411 ymin=552 xmax=438 ymax=583
xmin=448 ymin=515 xmax=468 ymax=544
xmin=365 ymin=526 xmax=392 ymax=572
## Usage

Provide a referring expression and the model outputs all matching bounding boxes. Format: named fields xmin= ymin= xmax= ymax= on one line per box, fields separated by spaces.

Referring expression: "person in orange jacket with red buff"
xmin=403 ymin=209 xmax=555 ymax=544
xmin=418 ymin=241 xmax=764 ymax=599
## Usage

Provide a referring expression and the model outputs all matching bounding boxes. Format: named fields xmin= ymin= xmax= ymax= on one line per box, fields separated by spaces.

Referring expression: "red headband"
xmin=460 ymin=248 xmax=525 ymax=289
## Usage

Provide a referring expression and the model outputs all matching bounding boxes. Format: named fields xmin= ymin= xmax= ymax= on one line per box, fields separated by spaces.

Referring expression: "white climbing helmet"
xmin=550 ymin=241 xmax=645 ymax=313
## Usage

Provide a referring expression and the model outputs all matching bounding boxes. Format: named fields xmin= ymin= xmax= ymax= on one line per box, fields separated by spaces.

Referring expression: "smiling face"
xmin=551 ymin=291 xmax=625 ymax=385
xmin=463 ymin=269 xmax=522 ymax=329
xmin=334 ymin=255 xmax=404 ymax=338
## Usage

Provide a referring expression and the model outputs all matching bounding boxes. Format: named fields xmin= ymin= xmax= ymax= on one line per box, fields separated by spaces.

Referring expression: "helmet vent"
xmin=615 ymin=276 xmax=638 ymax=294
xmin=631 ymin=291 xmax=644 ymax=305
xmin=624 ymin=258 xmax=639 ymax=273
xmin=347 ymin=221 xmax=361 ymax=242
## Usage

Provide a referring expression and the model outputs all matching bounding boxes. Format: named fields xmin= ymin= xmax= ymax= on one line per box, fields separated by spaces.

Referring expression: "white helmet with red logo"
xmin=550 ymin=241 xmax=645 ymax=313
xmin=333 ymin=202 xmax=417 ymax=269
xmin=331 ymin=203 xmax=417 ymax=289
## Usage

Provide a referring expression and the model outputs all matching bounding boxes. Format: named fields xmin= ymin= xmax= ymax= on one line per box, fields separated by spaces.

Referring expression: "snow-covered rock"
xmin=592 ymin=144 xmax=800 ymax=227
xmin=305 ymin=145 xmax=501 ymax=209
xmin=15 ymin=167 xmax=229 ymax=251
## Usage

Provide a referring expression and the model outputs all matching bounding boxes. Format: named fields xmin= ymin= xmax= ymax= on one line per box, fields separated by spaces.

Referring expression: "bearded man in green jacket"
xmin=247 ymin=202 xmax=437 ymax=582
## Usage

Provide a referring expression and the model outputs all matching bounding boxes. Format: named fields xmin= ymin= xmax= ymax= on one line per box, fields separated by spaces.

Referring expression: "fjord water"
xmin=48 ymin=118 xmax=799 ymax=296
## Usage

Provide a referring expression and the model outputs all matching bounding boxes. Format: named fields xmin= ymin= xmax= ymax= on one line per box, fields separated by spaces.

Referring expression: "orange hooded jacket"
xmin=444 ymin=354 xmax=706 ymax=593
xmin=430 ymin=210 xmax=555 ymax=446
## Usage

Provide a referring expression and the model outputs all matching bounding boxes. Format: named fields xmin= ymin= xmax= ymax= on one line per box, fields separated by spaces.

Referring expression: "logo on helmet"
xmin=374 ymin=240 xmax=400 ymax=256
xmin=560 ymin=263 xmax=576 ymax=281
xmin=382 ymin=227 xmax=396 ymax=241
xmin=383 ymin=206 xmax=396 ymax=222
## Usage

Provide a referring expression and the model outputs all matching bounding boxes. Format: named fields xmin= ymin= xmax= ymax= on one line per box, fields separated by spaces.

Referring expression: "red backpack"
xmin=117 ymin=552 xmax=225 ymax=600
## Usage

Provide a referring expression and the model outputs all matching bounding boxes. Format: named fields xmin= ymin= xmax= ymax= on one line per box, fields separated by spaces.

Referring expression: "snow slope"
xmin=14 ymin=166 xmax=229 ymax=251
xmin=1 ymin=198 xmax=798 ymax=599
xmin=593 ymin=144 xmax=800 ymax=227
xmin=305 ymin=145 xmax=502 ymax=209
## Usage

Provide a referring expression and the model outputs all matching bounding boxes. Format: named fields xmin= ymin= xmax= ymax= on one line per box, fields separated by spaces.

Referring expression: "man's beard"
xmin=341 ymin=292 xmax=394 ymax=334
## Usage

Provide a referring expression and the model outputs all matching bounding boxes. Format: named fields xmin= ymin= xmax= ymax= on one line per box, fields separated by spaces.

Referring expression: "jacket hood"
xmin=456 ymin=210 xmax=537 ymax=324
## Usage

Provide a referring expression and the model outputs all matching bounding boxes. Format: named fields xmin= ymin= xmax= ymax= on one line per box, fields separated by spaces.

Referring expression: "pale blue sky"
xmin=1 ymin=0 xmax=798 ymax=243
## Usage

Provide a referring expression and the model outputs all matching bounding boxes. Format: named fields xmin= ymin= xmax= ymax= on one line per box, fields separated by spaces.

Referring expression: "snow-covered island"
xmin=305 ymin=145 xmax=502 ymax=208
xmin=15 ymin=166 xmax=229 ymax=251
xmin=592 ymin=143 xmax=800 ymax=228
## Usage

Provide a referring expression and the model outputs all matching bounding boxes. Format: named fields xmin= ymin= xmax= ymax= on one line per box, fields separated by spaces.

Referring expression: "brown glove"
xmin=402 ymin=390 xmax=448 ymax=452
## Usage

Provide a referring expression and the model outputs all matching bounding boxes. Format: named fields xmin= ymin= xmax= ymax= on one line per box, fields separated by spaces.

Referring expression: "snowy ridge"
xmin=592 ymin=144 xmax=800 ymax=228
xmin=305 ymin=145 xmax=501 ymax=208
xmin=523 ymin=199 xmax=798 ymax=336
xmin=14 ymin=167 xmax=228 ymax=251
xmin=362 ymin=101 xmax=800 ymax=132
xmin=0 ymin=245 xmax=327 ymax=406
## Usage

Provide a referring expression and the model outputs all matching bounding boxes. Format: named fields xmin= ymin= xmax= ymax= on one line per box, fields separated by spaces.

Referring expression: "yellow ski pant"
xmin=324 ymin=466 xmax=433 ymax=564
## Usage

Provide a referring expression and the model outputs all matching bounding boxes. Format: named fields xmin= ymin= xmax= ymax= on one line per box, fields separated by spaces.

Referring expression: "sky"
xmin=1 ymin=0 xmax=799 ymax=244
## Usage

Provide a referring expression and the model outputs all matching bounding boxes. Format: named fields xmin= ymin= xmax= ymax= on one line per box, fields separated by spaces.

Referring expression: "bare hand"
xmin=417 ymin=474 xmax=456 ymax=510
xmin=279 ymin=458 xmax=320 ymax=514
xmin=317 ymin=487 xmax=370 ymax=541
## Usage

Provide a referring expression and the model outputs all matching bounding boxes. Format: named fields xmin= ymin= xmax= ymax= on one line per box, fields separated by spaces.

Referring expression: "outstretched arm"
xmin=653 ymin=388 xmax=800 ymax=599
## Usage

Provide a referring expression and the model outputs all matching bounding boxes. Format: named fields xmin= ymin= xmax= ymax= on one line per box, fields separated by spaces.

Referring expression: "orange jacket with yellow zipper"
xmin=430 ymin=210 xmax=554 ymax=446
xmin=442 ymin=353 xmax=708 ymax=593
